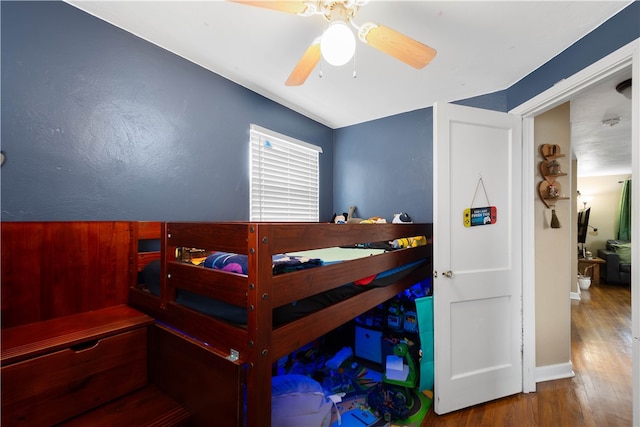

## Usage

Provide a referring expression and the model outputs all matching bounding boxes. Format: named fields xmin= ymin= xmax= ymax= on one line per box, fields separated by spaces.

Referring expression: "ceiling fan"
xmin=230 ymin=0 xmax=437 ymax=86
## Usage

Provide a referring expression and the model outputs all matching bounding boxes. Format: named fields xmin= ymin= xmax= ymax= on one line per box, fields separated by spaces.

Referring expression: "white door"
xmin=433 ymin=102 xmax=523 ymax=414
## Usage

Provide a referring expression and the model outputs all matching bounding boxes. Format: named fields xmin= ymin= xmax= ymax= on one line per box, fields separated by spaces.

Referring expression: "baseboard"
xmin=570 ymin=291 xmax=581 ymax=300
xmin=535 ymin=362 xmax=575 ymax=383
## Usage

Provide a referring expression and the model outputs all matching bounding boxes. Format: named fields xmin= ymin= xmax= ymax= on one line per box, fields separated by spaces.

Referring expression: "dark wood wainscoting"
xmin=1 ymin=221 xmax=135 ymax=328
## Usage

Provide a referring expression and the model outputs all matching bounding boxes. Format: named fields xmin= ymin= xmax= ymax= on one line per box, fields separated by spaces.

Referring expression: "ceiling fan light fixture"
xmin=320 ymin=20 xmax=356 ymax=66
xmin=616 ymin=78 xmax=632 ymax=99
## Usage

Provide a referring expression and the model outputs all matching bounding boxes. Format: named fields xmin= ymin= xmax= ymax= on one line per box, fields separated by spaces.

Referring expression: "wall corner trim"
xmin=535 ymin=362 xmax=575 ymax=383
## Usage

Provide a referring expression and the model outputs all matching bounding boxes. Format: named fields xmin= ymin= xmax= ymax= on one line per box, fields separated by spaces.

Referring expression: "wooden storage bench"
xmin=0 ymin=305 xmax=166 ymax=426
xmin=59 ymin=384 xmax=192 ymax=427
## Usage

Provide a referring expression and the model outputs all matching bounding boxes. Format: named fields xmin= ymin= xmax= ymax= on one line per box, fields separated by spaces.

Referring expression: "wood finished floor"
xmin=420 ymin=282 xmax=633 ymax=427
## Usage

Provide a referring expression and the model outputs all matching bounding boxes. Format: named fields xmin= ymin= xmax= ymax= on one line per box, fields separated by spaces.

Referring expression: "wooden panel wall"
xmin=1 ymin=222 xmax=134 ymax=328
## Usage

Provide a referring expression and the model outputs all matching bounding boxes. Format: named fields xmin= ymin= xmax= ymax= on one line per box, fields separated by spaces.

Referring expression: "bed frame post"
xmin=160 ymin=222 xmax=176 ymax=309
xmin=245 ymin=223 xmax=274 ymax=426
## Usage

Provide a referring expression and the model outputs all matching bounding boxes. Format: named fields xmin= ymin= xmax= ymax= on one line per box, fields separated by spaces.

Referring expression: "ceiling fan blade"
xmin=228 ymin=1 xmax=311 ymax=15
xmin=285 ymin=38 xmax=321 ymax=86
xmin=360 ymin=23 xmax=436 ymax=69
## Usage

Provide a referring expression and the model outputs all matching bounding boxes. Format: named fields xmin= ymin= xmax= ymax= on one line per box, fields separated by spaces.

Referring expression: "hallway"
xmin=422 ymin=282 xmax=632 ymax=426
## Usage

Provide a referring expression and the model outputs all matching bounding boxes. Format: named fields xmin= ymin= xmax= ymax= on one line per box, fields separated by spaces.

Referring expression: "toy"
xmin=326 ymin=346 xmax=353 ymax=370
xmin=331 ymin=212 xmax=348 ymax=224
xmin=392 ymin=213 xmax=413 ymax=224
xmin=403 ymin=310 xmax=418 ymax=333
xmin=346 ymin=205 xmax=364 ymax=223
xmin=337 ymin=206 xmax=390 ymax=224
xmin=387 ymin=301 xmax=404 ymax=331
xmin=367 ymin=382 xmax=410 ymax=421
xmin=391 ymin=235 xmax=426 ymax=249
xmin=360 ymin=217 xmax=387 ymax=224
xmin=383 ymin=342 xmax=416 ymax=388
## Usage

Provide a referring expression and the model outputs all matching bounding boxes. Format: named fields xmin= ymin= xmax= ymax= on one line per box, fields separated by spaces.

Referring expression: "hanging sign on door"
xmin=464 ymin=176 xmax=497 ymax=227
xmin=463 ymin=206 xmax=497 ymax=227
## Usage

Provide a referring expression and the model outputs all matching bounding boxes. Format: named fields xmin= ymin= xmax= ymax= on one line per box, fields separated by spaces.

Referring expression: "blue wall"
xmin=333 ymin=109 xmax=433 ymax=223
xmin=507 ymin=1 xmax=640 ymax=110
xmin=334 ymin=1 xmax=638 ymax=222
xmin=2 ymin=1 xmax=638 ymax=223
xmin=1 ymin=1 xmax=334 ymax=221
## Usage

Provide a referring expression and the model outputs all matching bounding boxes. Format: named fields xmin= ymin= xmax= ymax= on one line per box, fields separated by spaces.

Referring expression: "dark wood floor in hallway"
xmin=421 ymin=282 xmax=633 ymax=427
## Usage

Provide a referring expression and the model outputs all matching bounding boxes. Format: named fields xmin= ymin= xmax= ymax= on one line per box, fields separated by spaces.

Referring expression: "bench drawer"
xmin=2 ymin=327 xmax=148 ymax=426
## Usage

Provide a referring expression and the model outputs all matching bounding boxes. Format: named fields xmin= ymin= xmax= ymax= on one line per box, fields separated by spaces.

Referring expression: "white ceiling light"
xmin=320 ymin=20 xmax=356 ymax=66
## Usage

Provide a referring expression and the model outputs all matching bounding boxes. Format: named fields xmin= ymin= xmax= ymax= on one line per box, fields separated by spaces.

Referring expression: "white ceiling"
xmin=570 ymin=67 xmax=632 ymax=177
xmin=65 ymin=0 xmax=633 ymax=177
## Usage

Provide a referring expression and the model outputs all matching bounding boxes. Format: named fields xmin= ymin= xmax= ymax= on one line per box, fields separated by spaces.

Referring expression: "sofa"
xmin=598 ymin=240 xmax=631 ymax=285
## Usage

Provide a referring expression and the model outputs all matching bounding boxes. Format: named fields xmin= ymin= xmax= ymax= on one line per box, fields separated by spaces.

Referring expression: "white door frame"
xmin=511 ymin=39 xmax=639 ymax=425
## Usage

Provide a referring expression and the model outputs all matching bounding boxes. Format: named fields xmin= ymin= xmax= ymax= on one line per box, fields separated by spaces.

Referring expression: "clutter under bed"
xmin=129 ymin=221 xmax=432 ymax=427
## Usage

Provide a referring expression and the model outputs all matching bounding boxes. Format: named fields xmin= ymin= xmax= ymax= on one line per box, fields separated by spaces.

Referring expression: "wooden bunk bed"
xmin=129 ymin=221 xmax=433 ymax=426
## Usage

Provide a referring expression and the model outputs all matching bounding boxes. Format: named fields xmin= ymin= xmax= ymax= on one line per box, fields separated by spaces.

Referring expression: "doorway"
xmin=571 ymin=68 xmax=633 ymax=425
xmin=511 ymin=39 xmax=638 ymax=425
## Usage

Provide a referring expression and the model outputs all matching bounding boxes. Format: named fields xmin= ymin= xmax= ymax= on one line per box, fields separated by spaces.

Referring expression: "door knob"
xmin=442 ymin=270 xmax=454 ymax=278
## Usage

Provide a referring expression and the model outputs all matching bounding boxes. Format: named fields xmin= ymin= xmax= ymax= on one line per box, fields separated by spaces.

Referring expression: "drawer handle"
xmin=70 ymin=340 xmax=99 ymax=352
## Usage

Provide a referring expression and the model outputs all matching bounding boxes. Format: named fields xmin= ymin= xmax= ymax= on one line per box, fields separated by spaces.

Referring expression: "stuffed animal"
xmin=330 ymin=213 xmax=348 ymax=224
xmin=360 ymin=217 xmax=387 ymax=224
xmin=392 ymin=213 xmax=413 ymax=224
xmin=392 ymin=235 xmax=427 ymax=249
xmin=346 ymin=206 xmax=364 ymax=223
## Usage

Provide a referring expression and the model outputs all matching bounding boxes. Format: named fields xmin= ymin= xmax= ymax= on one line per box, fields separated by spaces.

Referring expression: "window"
xmin=249 ymin=124 xmax=322 ymax=222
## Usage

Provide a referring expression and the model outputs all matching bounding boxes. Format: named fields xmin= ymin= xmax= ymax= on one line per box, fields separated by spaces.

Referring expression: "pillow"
xmin=611 ymin=243 xmax=632 ymax=264
xmin=272 ymin=375 xmax=331 ymax=427
xmin=272 ymin=374 xmax=324 ymax=396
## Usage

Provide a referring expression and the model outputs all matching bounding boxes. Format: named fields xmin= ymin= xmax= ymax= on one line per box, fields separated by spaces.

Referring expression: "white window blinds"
xmin=249 ymin=124 xmax=322 ymax=222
